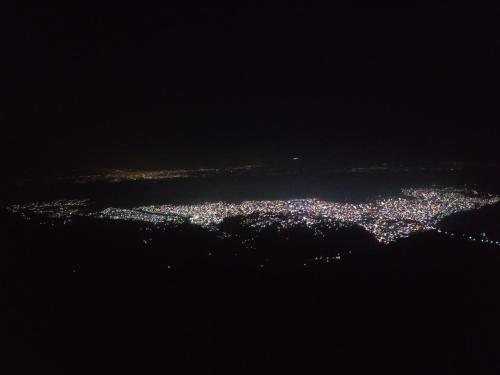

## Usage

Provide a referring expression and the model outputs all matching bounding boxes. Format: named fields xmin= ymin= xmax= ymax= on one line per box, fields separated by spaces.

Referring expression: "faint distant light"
xmin=292 ymin=157 xmax=300 ymax=161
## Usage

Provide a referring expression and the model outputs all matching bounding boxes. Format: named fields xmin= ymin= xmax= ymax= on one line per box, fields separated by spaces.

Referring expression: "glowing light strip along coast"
xmin=8 ymin=188 xmax=499 ymax=243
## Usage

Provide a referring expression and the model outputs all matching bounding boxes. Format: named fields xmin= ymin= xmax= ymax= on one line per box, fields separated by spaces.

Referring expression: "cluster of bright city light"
xmin=97 ymin=188 xmax=499 ymax=243
xmin=7 ymin=188 xmax=500 ymax=244
xmin=7 ymin=199 xmax=89 ymax=220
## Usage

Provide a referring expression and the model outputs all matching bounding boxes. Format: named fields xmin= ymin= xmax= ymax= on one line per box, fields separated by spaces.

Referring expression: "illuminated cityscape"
xmin=7 ymin=199 xmax=89 ymax=220
xmin=7 ymin=188 xmax=500 ymax=244
xmin=7 ymin=3 xmax=500 ymax=371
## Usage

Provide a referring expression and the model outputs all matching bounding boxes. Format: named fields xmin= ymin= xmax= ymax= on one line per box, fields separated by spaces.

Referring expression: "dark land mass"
xmin=4 ymin=202 xmax=500 ymax=374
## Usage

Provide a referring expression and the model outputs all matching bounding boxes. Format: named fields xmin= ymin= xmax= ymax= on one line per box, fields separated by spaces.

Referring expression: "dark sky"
xmin=2 ymin=2 xmax=500 ymax=171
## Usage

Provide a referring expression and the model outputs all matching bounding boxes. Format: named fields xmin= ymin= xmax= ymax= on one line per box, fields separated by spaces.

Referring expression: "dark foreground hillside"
xmin=3 ymin=210 xmax=500 ymax=374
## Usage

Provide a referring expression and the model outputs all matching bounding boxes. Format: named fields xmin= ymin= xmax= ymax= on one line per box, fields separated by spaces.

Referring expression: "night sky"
xmin=2 ymin=2 xmax=499 ymax=172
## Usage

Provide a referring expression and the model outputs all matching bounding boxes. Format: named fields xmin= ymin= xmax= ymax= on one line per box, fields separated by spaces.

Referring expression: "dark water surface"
xmin=4 ymin=165 xmax=500 ymax=206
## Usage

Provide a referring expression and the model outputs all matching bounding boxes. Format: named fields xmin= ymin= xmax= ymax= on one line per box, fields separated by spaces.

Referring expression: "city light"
xmin=7 ymin=188 xmax=500 ymax=244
